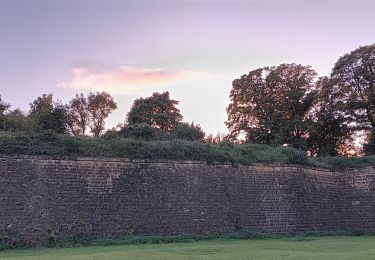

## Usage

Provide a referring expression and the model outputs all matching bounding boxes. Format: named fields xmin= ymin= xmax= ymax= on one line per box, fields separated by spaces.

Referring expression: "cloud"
xmin=59 ymin=65 xmax=206 ymax=94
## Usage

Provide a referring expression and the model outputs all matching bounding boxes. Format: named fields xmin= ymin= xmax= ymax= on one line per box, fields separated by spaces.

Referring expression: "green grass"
xmin=1 ymin=236 xmax=375 ymax=260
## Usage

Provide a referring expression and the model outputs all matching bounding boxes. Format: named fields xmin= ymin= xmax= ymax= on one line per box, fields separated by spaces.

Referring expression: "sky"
xmin=0 ymin=0 xmax=374 ymax=135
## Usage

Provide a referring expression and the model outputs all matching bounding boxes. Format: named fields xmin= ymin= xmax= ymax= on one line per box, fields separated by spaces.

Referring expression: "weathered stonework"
xmin=0 ymin=155 xmax=374 ymax=244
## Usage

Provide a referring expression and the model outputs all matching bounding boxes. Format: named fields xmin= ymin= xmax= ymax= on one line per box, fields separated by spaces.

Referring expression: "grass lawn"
xmin=1 ymin=236 xmax=375 ymax=260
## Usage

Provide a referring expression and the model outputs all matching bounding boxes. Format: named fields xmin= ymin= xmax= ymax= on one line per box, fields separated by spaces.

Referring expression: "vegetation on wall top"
xmin=0 ymin=130 xmax=374 ymax=170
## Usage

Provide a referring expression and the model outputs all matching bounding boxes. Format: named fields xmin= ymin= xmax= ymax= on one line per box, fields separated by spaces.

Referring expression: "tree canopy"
xmin=0 ymin=95 xmax=10 ymax=115
xmin=87 ymin=91 xmax=117 ymax=137
xmin=126 ymin=91 xmax=182 ymax=131
xmin=331 ymin=43 xmax=375 ymax=154
xmin=29 ymin=94 xmax=68 ymax=134
xmin=66 ymin=93 xmax=89 ymax=136
xmin=226 ymin=63 xmax=317 ymax=150
xmin=306 ymin=77 xmax=353 ymax=156
xmin=1 ymin=43 xmax=375 ymax=157
xmin=0 ymin=95 xmax=11 ymax=130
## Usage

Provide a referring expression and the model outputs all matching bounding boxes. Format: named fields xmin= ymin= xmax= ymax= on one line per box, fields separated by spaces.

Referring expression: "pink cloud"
xmin=59 ymin=65 xmax=205 ymax=94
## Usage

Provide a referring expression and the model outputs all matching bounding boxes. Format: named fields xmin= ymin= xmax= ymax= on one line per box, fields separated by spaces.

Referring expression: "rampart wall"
xmin=1 ymin=155 xmax=374 ymax=243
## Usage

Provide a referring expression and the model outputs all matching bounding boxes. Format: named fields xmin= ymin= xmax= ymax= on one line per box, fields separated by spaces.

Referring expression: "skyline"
xmin=0 ymin=0 xmax=374 ymax=135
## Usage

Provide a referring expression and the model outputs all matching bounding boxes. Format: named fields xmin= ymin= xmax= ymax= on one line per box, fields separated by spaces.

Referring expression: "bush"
xmin=119 ymin=123 xmax=157 ymax=141
xmin=170 ymin=122 xmax=205 ymax=141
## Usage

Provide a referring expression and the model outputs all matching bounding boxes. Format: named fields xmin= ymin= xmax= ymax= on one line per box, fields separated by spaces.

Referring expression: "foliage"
xmin=170 ymin=122 xmax=205 ymax=141
xmin=226 ymin=63 xmax=317 ymax=150
xmin=307 ymin=77 xmax=353 ymax=156
xmin=1 ymin=131 xmax=375 ymax=170
xmin=205 ymin=132 xmax=231 ymax=144
xmin=118 ymin=123 xmax=172 ymax=141
xmin=1 ymin=44 xmax=375 ymax=157
xmin=315 ymin=155 xmax=375 ymax=170
xmin=0 ymin=95 xmax=11 ymax=130
xmin=126 ymin=91 xmax=183 ymax=131
xmin=118 ymin=122 xmax=205 ymax=142
xmin=0 ymin=109 xmax=30 ymax=132
xmin=331 ymin=43 xmax=375 ymax=154
xmin=28 ymin=94 xmax=68 ymax=134
xmin=0 ymin=95 xmax=10 ymax=115
xmin=0 ymin=96 xmax=30 ymax=132
xmin=2 ymin=92 xmax=117 ymax=137
xmin=66 ymin=93 xmax=89 ymax=136
xmin=87 ymin=92 xmax=117 ymax=137
xmin=364 ymin=130 xmax=375 ymax=155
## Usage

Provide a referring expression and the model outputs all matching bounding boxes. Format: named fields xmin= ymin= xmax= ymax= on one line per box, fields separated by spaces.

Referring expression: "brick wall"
xmin=0 ymin=155 xmax=374 ymax=244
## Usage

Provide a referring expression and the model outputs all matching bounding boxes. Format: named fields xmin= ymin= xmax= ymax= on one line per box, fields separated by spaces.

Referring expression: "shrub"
xmin=119 ymin=123 xmax=157 ymax=141
xmin=170 ymin=122 xmax=205 ymax=141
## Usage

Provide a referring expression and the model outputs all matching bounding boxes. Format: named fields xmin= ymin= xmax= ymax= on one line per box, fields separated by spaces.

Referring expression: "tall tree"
xmin=126 ymin=91 xmax=182 ymax=131
xmin=67 ymin=93 xmax=89 ymax=136
xmin=307 ymin=77 xmax=353 ymax=156
xmin=29 ymin=94 xmax=68 ymax=134
xmin=87 ymin=91 xmax=117 ymax=137
xmin=331 ymin=43 xmax=375 ymax=154
xmin=226 ymin=64 xmax=317 ymax=150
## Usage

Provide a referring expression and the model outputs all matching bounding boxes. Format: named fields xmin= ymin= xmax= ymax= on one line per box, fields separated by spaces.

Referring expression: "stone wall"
xmin=0 ymin=155 xmax=374 ymax=244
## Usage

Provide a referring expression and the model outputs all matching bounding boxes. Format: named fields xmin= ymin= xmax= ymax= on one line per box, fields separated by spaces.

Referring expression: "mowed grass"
xmin=1 ymin=236 xmax=375 ymax=260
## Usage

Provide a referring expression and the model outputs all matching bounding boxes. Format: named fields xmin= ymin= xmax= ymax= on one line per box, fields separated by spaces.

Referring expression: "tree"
xmin=87 ymin=91 xmax=117 ymax=137
xmin=331 ymin=43 xmax=375 ymax=154
xmin=307 ymin=77 xmax=353 ymax=156
xmin=0 ymin=95 xmax=10 ymax=115
xmin=126 ymin=91 xmax=183 ymax=131
xmin=29 ymin=94 xmax=54 ymax=115
xmin=226 ymin=63 xmax=317 ymax=150
xmin=0 ymin=95 xmax=11 ymax=130
xmin=29 ymin=94 xmax=68 ymax=134
xmin=66 ymin=93 xmax=89 ymax=136
xmin=1 ymin=109 xmax=29 ymax=131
